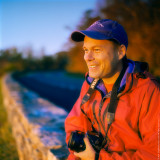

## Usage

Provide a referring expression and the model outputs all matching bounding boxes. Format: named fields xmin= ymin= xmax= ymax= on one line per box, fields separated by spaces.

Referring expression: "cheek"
xmin=84 ymin=54 xmax=86 ymax=61
xmin=102 ymin=59 xmax=113 ymax=71
xmin=84 ymin=55 xmax=88 ymax=65
xmin=104 ymin=62 xmax=110 ymax=70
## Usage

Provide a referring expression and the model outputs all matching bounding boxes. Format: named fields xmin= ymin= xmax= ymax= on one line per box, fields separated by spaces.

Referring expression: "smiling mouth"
xmin=89 ymin=65 xmax=97 ymax=69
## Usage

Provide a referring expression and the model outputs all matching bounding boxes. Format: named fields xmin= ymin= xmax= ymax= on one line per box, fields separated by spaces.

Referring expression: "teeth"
xmin=90 ymin=66 xmax=96 ymax=68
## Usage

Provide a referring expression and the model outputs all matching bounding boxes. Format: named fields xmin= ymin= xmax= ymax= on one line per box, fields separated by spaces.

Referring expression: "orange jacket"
xmin=65 ymin=60 xmax=160 ymax=160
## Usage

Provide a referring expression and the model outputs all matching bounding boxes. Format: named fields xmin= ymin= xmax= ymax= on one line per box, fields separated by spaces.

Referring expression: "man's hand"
xmin=74 ymin=137 xmax=96 ymax=160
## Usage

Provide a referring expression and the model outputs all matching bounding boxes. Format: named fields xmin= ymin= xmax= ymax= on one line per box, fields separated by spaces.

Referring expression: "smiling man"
xmin=65 ymin=19 xmax=160 ymax=160
xmin=83 ymin=37 xmax=125 ymax=84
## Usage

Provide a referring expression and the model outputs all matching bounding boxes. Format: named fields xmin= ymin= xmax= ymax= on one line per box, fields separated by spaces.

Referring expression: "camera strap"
xmin=95 ymin=63 xmax=128 ymax=160
xmin=80 ymin=62 xmax=128 ymax=160
xmin=80 ymin=78 xmax=99 ymax=126
xmin=101 ymin=62 xmax=128 ymax=149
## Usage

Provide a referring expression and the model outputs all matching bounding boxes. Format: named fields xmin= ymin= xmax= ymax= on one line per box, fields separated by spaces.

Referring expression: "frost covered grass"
xmin=14 ymin=71 xmax=84 ymax=112
xmin=0 ymin=77 xmax=19 ymax=160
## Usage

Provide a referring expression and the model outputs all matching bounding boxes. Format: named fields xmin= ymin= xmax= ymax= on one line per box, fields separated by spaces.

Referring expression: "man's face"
xmin=83 ymin=36 xmax=121 ymax=79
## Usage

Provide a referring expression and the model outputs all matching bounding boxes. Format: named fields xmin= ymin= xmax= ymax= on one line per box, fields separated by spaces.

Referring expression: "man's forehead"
xmin=83 ymin=36 xmax=113 ymax=46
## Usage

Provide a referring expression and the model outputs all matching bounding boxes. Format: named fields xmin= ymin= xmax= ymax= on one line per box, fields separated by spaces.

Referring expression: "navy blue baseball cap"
xmin=71 ymin=19 xmax=128 ymax=49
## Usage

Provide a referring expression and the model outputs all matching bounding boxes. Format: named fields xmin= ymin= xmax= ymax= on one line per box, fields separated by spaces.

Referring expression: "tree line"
xmin=1 ymin=0 xmax=160 ymax=78
xmin=0 ymin=47 xmax=68 ymax=76
xmin=66 ymin=0 xmax=160 ymax=77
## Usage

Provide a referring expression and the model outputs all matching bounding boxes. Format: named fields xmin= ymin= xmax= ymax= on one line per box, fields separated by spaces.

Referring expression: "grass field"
xmin=0 ymin=77 xmax=19 ymax=160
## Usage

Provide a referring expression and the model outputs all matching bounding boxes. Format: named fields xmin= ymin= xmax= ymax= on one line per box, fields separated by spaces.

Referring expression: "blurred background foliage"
xmin=0 ymin=0 xmax=160 ymax=77
xmin=67 ymin=0 xmax=160 ymax=76
xmin=0 ymin=48 xmax=69 ymax=76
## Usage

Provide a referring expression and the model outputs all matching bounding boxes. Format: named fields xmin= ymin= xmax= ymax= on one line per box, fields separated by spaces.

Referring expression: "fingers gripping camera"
xmin=74 ymin=137 xmax=96 ymax=160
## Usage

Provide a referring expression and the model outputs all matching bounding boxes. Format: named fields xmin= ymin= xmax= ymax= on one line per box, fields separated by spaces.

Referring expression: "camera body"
xmin=68 ymin=130 xmax=104 ymax=153
xmin=68 ymin=131 xmax=86 ymax=153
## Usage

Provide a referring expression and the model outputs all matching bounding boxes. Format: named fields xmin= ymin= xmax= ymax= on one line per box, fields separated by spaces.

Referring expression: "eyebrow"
xmin=83 ymin=45 xmax=102 ymax=49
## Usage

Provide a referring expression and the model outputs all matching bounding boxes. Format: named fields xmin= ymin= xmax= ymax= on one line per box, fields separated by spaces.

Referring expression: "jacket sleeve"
xmin=65 ymin=82 xmax=89 ymax=160
xmin=98 ymin=80 xmax=160 ymax=160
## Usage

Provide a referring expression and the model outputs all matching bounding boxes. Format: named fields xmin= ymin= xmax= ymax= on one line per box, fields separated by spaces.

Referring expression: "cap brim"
xmin=71 ymin=30 xmax=111 ymax=42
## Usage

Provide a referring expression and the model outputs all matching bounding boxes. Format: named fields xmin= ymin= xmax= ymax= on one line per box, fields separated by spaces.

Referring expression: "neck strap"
xmin=80 ymin=62 xmax=128 ymax=134
xmin=102 ymin=62 xmax=128 ymax=148
xmin=80 ymin=78 xmax=99 ymax=127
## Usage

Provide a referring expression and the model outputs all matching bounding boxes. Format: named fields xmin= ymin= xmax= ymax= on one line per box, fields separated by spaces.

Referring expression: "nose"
xmin=84 ymin=50 xmax=95 ymax=62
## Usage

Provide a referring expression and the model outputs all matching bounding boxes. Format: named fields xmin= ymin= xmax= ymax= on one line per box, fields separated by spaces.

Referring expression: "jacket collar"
xmin=85 ymin=59 xmax=149 ymax=98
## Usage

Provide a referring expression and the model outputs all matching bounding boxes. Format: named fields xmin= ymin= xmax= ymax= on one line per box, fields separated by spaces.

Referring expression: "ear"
xmin=118 ymin=45 xmax=126 ymax=60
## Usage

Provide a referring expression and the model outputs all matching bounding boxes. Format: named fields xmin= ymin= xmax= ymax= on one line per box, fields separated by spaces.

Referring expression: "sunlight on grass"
xmin=0 ymin=77 xmax=19 ymax=160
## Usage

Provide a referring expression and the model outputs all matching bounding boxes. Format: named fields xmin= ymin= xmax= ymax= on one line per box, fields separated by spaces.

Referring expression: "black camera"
xmin=68 ymin=131 xmax=86 ymax=153
xmin=68 ymin=130 xmax=104 ymax=153
xmin=87 ymin=131 xmax=104 ymax=153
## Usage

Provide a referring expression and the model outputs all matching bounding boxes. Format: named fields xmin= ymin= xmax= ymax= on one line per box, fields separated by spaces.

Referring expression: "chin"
xmin=89 ymin=73 xmax=100 ymax=79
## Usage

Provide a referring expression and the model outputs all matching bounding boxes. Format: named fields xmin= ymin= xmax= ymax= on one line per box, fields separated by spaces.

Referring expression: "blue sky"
xmin=0 ymin=0 xmax=97 ymax=56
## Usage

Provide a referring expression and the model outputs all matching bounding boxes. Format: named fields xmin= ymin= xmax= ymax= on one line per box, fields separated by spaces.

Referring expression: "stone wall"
xmin=2 ymin=75 xmax=69 ymax=160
